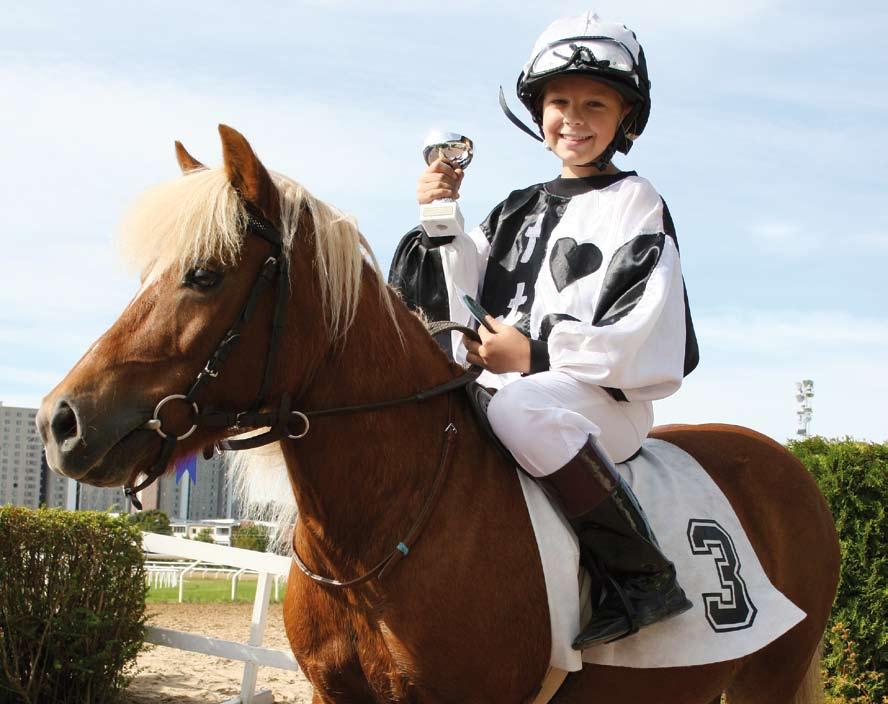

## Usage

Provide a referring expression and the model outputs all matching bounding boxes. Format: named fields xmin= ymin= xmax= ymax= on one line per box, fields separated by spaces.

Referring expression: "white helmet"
xmin=502 ymin=12 xmax=651 ymax=165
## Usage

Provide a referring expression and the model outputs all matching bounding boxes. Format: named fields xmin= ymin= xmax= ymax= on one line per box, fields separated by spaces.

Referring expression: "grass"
xmin=146 ymin=575 xmax=287 ymax=604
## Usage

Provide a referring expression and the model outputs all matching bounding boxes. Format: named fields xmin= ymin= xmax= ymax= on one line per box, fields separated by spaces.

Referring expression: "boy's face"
xmin=541 ymin=75 xmax=631 ymax=177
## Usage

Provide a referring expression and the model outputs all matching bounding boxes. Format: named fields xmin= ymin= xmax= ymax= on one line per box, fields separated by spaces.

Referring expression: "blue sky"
xmin=1 ymin=1 xmax=886 ymax=443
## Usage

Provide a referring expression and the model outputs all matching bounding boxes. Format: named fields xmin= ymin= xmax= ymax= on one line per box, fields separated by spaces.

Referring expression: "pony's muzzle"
xmin=38 ymin=398 xmax=89 ymax=478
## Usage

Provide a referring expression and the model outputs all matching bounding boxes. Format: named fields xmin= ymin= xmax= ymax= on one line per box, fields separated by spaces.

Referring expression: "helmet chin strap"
xmin=575 ymin=134 xmax=620 ymax=171
xmin=499 ymin=86 xmax=544 ymax=142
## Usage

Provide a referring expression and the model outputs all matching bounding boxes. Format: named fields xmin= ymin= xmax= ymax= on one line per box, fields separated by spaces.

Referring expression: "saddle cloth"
xmin=519 ymin=437 xmax=806 ymax=671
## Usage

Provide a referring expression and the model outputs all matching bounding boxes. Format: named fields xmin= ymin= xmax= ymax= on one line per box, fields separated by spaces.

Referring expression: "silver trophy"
xmin=420 ymin=130 xmax=474 ymax=240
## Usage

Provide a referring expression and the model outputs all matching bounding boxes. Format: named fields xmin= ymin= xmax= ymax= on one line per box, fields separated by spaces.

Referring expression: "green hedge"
xmin=231 ymin=522 xmax=270 ymax=552
xmin=788 ymin=438 xmax=887 ymax=702
xmin=0 ymin=508 xmax=147 ymax=703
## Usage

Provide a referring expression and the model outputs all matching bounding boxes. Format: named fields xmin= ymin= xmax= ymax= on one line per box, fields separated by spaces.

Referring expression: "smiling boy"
xmin=542 ymin=75 xmax=632 ymax=178
xmin=390 ymin=12 xmax=699 ymax=648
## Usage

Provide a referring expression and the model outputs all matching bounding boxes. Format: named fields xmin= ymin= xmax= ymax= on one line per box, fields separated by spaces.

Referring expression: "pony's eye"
xmin=183 ymin=267 xmax=222 ymax=290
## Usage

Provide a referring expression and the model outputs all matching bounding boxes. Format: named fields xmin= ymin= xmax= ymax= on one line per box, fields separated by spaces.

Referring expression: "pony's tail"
xmin=791 ymin=641 xmax=824 ymax=704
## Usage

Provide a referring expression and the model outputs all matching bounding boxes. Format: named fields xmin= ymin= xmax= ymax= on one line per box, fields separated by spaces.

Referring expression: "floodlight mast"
xmin=795 ymin=379 xmax=814 ymax=437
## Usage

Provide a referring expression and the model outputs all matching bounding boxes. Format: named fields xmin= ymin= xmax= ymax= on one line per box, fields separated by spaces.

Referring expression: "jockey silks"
xmin=390 ymin=171 xmax=698 ymax=403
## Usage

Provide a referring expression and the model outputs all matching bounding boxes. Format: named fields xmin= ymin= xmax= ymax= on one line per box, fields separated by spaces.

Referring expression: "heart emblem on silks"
xmin=549 ymin=238 xmax=603 ymax=292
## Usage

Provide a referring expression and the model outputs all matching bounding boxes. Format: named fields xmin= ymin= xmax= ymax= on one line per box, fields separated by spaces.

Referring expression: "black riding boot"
xmin=539 ymin=437 xmax=692 ymax=650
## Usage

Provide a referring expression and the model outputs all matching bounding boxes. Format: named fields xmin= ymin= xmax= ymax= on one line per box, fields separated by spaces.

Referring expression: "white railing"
xmin=141 ymin=532 xmax=299 ymax=704
xmin=144 ymin=557 xmax=286 ymax=603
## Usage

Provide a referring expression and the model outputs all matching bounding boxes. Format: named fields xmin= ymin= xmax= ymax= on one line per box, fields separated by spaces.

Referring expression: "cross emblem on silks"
xmin=501 ymin=282 xmax=528 ymax=323
xmin=520 ymin=214 xmax=544 ymax=264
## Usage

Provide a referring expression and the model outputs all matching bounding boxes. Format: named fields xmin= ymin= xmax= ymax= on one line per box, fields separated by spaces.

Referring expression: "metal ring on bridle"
xmin=149 ymin=394 xmax=199 ymax=440
xmin=287 ymin=411 xmax=310 ymax=439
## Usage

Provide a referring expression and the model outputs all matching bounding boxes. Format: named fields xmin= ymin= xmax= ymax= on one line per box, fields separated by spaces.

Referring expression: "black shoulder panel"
xmin=661 ymin=199 xmax=699 ymax=376
xmin=388 ymin=226 xmax=450 ymax=325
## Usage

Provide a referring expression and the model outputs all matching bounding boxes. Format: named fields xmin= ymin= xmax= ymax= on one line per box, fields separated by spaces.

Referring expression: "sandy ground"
xmin=124 ymin=602 xmax=314 ymax=703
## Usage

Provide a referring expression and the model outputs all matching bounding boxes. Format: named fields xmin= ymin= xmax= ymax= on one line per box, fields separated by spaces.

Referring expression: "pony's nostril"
xmin=51 ymin=401 xmax=81 ymax=449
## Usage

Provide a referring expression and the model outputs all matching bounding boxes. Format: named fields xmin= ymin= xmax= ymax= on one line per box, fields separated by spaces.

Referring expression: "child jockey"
xmin=390 ymin=12 xmax=699 ymax=648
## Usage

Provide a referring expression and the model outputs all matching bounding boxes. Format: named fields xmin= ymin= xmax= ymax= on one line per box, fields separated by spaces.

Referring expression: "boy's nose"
xmin=562 ymin=107 xmax=582 ymax=124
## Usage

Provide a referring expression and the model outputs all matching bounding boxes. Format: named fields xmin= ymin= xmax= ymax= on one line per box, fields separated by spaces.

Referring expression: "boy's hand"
xmin=463 ymin=317 xmax=531 ymax=374
xmin=417 ymin=158 xmax=465 ymax=204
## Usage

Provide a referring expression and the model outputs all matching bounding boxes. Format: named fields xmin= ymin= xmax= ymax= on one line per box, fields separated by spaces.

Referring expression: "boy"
xmin=390 ymin=12 xmax=698 ymax=648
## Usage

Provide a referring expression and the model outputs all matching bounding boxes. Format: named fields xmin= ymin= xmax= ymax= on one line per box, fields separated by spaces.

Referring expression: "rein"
xmin=291 ymin=395 xmax=460 ymax=588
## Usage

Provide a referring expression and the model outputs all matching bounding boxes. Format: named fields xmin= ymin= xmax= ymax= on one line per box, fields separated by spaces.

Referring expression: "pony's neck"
xmin=283 ymin=268 xmax=461 ymax=565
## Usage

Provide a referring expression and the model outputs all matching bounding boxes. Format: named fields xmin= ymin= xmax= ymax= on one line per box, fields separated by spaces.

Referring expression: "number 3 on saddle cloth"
xmin=464 ymin=385 xmax=806 ymax=672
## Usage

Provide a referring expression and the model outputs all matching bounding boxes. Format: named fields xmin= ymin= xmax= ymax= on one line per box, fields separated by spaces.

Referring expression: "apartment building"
xmin=0 ymin=402 xmax=67 ymax=509
xmin=156 ymin=453 xmax=238 ymax=521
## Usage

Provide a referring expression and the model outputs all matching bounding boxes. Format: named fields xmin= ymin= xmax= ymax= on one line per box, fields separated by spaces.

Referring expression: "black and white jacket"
xmin=389 ymin=171 xmax=699 ymax=402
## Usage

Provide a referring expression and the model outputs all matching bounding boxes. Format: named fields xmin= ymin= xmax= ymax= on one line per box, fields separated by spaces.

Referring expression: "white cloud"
xmin=745 ymin=226 xmax=888 ymax=258
xmin=0 ymin=60 xmax=419 ymax=229
xmin=653 ymin=308 xmax=888 ymax=442
xmin=849 ymin=232 xmax=888 ymax=251
xmin=656 ymin=357 xmax=888 ymax=444
xmin=697 ymin=308 xmax=888 ymax=353
xmin=748 ymin=222 xmax=819 ymax=254
xmin=0 ymin=365 xmax=61 ymax=390
xmin=7 ymin=0 xmax=775 ymax=32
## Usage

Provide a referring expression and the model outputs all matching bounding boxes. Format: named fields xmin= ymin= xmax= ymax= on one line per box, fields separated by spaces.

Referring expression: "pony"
xmin=38 ymin=125 xmax=839 ymax=703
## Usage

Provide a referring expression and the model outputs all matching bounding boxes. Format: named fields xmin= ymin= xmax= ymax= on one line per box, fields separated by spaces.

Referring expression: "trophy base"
xmin=420 ymin=201 xmax=465 ymax=240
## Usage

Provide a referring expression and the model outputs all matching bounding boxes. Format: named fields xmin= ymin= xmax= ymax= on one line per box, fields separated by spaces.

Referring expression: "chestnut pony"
xmin=39 ymin=126 xmax=839 ymax=703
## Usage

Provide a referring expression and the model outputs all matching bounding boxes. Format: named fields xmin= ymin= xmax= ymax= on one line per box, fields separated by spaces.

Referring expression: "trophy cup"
xmin=420 ymin=130 xmax=474 ymax=240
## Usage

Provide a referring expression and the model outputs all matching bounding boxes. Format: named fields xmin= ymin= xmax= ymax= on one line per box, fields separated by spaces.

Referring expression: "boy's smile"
xmin=541 ymin=75 xmax=631 ymax=178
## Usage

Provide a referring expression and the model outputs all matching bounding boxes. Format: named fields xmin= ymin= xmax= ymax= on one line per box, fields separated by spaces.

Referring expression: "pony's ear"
xmin=175 ymin=141 xmax=206 ymax=174
xmin=218 ymin=124 xmax=280 ymax=224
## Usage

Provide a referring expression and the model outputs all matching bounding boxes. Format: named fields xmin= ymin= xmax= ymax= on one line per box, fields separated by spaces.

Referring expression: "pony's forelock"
xmin=118 ymin=166 xmax=398 ymax=343
xmin=120 ymin=168 xmax=247 ymax=278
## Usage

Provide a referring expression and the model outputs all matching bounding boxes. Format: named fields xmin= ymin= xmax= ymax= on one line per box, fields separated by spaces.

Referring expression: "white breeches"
xmin=486 ymin=370 xmax=654 ymax=477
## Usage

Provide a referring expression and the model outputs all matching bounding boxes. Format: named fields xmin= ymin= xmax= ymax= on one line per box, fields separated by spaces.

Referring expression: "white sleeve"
xmin=437 ymin=226 xmax=490 ymax=361
xmin=546 ymin=189 xmax=689 ymax=401
xmin=548 ymin=239 xmax=687 ymax=399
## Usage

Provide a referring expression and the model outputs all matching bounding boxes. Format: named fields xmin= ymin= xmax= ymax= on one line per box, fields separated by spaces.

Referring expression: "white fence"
xmin=141 ymin=532 xmax=299 ymax=704
xmin=144 ymin=558 xmax=286 ymax=602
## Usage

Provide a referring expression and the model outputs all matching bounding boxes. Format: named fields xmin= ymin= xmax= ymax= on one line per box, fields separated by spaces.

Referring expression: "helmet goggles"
xmin=525 ymin=37 xmax=640 ymax=90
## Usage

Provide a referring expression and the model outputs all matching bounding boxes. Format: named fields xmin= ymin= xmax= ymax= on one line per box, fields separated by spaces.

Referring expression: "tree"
xmin=127 ymin=509 xmax=172 ymax=535
xmin=194 ymin=527 xmax=215 ymax=543
xmin=232 ymin=522 xmax=269 ymax=552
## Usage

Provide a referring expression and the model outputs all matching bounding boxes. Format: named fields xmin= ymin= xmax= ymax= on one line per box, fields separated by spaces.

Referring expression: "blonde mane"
xmin=120 ymin=166 xmax=395 ymax=341
xmin=120 ymin=165 xmax=405 ymax=543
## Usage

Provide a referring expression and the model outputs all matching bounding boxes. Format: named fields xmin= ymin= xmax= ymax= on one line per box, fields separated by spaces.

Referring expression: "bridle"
xmin=124 ymin=208 xmax=289 ymax=508
xmin=125 ymin=207 xmax=481 ymax=588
